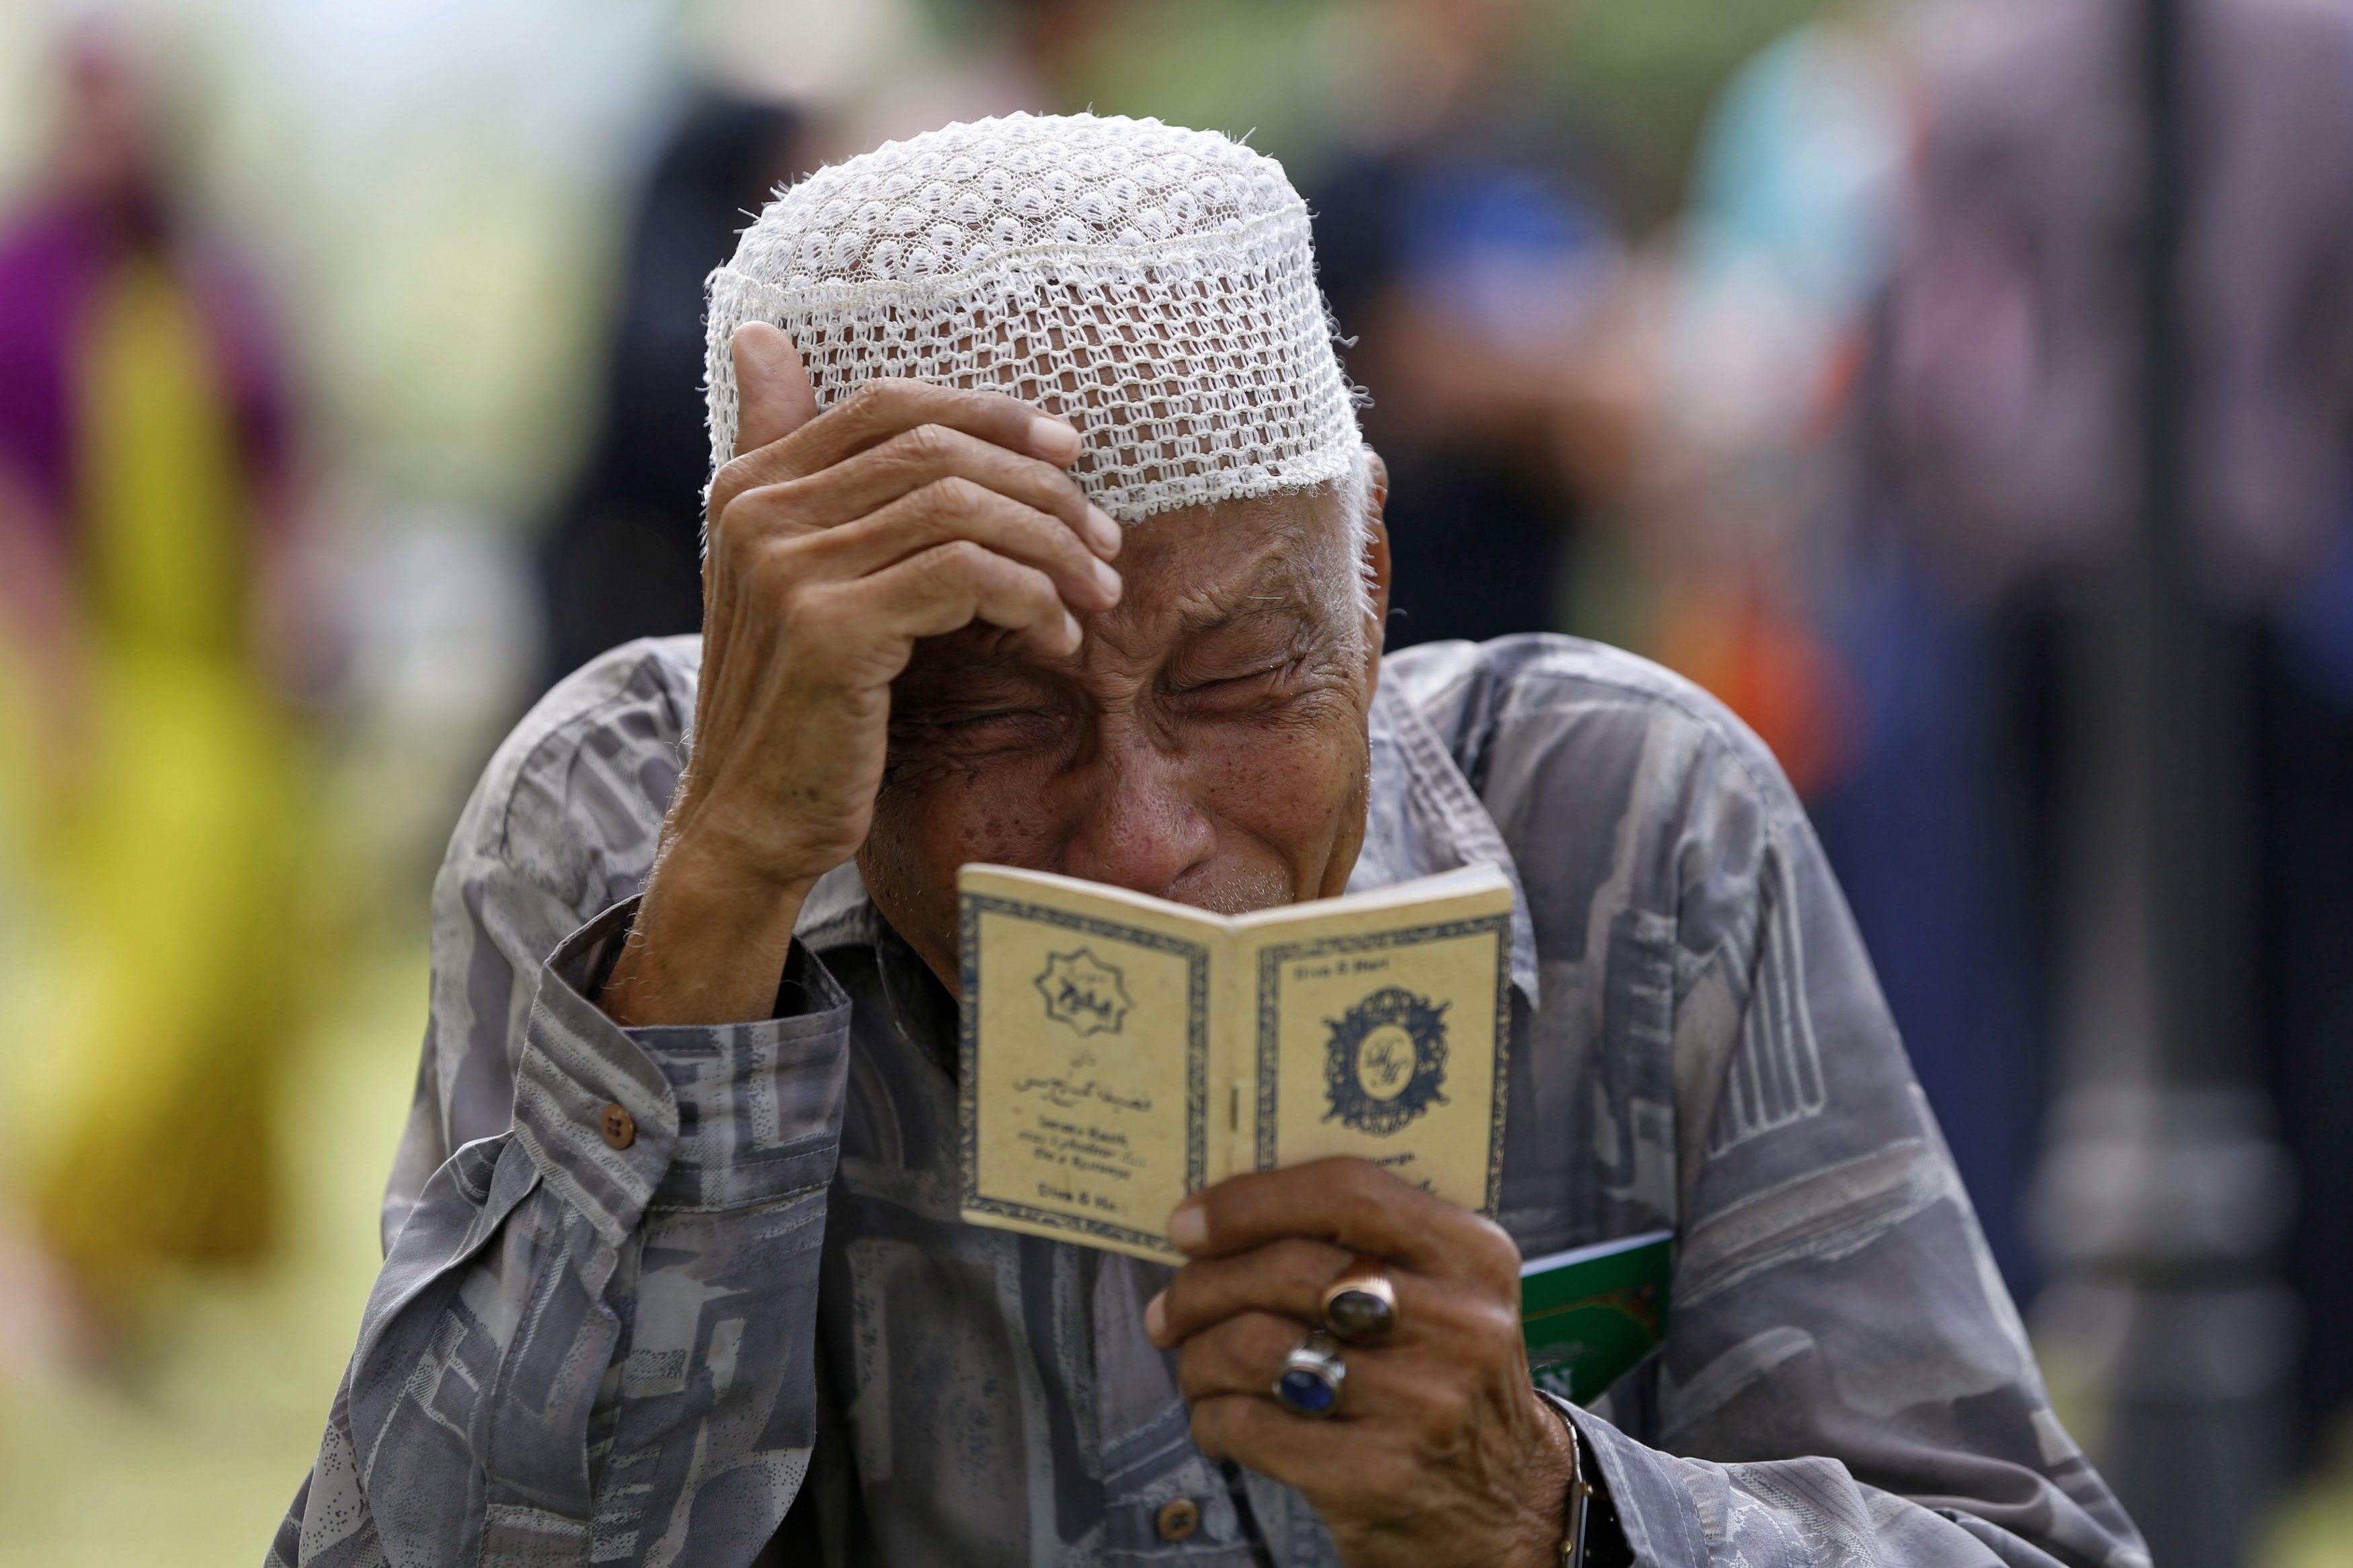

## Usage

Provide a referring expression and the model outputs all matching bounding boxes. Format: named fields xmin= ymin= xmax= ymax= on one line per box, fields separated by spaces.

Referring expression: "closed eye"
xmin=1211 ymin=657 xmax=1298 ymax=688
xmin=893 ymin=705 xmax=1064 ymax=754
xmin=1164 ymin=654 xmax=1310 ymax=712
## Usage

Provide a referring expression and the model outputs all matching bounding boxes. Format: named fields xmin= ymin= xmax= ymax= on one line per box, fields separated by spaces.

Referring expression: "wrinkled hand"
xmin=1146 ymin=1159 xmax=1574 ymax=1568
xmin=602 ymin=325 xmax=1123 ymax=1025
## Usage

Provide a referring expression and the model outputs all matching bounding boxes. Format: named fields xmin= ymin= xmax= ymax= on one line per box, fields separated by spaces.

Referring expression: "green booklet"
xmin=1520 ymin=1229 xmax=1674 ymax=1405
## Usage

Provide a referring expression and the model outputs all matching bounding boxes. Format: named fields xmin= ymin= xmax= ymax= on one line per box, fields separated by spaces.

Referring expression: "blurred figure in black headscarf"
xmin=1310 ymin=0 xmax=1637 ymax=650
xmin=538 ymin=93 xmax=807 ymax=687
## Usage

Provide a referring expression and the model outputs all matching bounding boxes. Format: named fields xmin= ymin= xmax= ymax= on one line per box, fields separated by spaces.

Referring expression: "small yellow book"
xmin=957 ymin=862 xmax=1515 ymax=1262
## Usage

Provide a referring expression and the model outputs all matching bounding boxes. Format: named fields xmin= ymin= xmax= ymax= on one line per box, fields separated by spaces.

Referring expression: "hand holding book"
xmin=958 ymin=860 xmax=1664 ymax=1563
xmin=1141 ymin=1155 xmax=1583 ymax=1567
xmin=958 ymin=860 xmax=1672 ymax=1404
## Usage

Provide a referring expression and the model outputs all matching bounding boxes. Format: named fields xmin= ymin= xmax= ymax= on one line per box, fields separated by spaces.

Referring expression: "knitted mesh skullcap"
xmin=705 ymin=112 xmax=1364 ymax=522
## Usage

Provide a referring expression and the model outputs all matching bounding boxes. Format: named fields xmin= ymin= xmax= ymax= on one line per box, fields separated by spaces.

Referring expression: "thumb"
xmin=731 ymin=322 xmax=818 ymax=455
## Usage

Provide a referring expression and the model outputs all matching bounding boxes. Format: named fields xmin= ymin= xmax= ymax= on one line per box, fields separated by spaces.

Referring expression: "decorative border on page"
xmin=1253 ymin=913 xmax=1514 ymax=1215
xmin=959 ymin=889 xmax=1211 ymax=1254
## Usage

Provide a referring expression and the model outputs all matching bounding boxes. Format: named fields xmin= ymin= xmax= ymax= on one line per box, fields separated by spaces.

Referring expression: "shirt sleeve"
xmin=1562 ymin=732 xmax=2149 ymax=1568
xmin=268 ymin=898 xmax=852 ymax=1568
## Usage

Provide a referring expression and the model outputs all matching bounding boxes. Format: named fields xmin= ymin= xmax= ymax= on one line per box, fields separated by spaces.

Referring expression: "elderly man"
xmin=274 ymin=115 xmax=2141 ymax=1568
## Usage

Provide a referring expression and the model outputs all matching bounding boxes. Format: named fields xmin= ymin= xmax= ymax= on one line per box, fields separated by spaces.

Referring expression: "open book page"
xmin=958 ymin=866 xmax=1214 ymax=1261
xmin=1234 ymin=865 xmax=1513 ymax=1210
xmin=957 ymin=862 xmax=1515 ymax=1262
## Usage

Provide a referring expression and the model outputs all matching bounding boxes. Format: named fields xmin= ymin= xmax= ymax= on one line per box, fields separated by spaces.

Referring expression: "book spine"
xmin=1215 ymin=926 xmax=1247 ymax=1182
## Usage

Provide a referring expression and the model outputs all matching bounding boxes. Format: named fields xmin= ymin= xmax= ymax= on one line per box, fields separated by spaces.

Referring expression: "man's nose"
xmin=1058 ymin=734 xmax=1215 ymax=899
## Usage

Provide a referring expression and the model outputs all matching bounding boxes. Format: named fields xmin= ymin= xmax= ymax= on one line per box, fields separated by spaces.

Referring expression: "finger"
xmin=1168 ymin=1158 xmax=1522 ymax=1286
xmin=731 ymin=324 xmax=820 ymax=455
xmin=750 ymin=423 xmax=1121 ymax=559
xmin=1189 ymin=1391 xmax=1330 ymax=1475
xmin=1173 ymin=1309 xmax=1397 ymax=1410
xmin=793 ymin=479 xmax=1121 ymax=613
xmin=843 ymin=538 xmax=1082 ymax=660
xmin=1146 ymin=1237 xmax=1351 ymax=1347
xmin=1162 ymin=1260 xmax=1525 ymax=1382
xmin=1174 ymin=1311 xmax=1447 ymax=1423
xmin=1177 ymin=1310 xmax=1319 ymax=1404
xmin=1148 ymin=1240 xmax=1510 ymax=1350
xmin=1186 ymin=1392 xmax=1415 ymax=1499
xmin=713 ymin=376 xmax=1082 ymax=520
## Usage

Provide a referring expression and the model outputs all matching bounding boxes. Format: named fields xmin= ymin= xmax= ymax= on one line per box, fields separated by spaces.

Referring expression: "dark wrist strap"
xmin=1539 ymin=1393 xmax=1630 ymax=1568
xmin=1562 ymin=1459 xmax=1593 ymax=1568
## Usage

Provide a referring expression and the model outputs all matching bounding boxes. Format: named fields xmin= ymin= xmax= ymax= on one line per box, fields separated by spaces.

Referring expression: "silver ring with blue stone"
xmin=1273 ymin=1329 xmax=1346 ymax=1417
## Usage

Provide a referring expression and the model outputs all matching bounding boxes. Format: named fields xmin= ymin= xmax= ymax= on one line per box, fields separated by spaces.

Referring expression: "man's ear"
xmin=1361 ymin=449 xmax=1392 ymax=685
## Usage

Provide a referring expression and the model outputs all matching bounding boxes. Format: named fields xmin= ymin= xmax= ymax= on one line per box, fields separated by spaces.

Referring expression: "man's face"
xmin=859 ymin=481 xmax=1391 ymax=989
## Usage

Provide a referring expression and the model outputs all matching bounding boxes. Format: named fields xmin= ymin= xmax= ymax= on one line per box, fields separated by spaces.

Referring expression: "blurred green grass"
xmin=2268 ymin=1440 xmax=2353 ymax=1568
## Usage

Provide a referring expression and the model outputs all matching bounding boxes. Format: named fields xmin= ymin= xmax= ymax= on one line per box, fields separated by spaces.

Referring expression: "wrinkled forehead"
xmin=705 ymin=114 xmax=1365 ymax=525
xmin=1113 ymin=486 xmax=1363 ymax=620
xmin=902 ymin=487 xmax=1364 ymax=689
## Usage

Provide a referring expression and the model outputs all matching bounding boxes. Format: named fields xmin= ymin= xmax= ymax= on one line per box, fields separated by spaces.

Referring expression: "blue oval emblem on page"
xmin=1322 ymin=986 xmax=1449 ymax=1135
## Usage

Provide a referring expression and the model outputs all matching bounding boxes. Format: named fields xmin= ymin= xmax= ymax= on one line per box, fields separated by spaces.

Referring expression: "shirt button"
xmin=599 ymin=1102 xmax=636 ymax=1149
xmin=1155 ymin=1497 xmax=1201 ymax=1543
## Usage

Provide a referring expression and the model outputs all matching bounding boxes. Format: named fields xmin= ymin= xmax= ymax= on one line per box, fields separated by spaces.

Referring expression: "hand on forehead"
xmin=861 ymin=480 xmax=1382 ymax=959
xmin=889 ymin=488 xmax=1365 ymax=706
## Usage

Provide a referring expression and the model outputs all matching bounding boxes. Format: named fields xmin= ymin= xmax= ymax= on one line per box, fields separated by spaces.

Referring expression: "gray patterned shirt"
xmin=270 ymin=632 xmax=2146 ymax=1568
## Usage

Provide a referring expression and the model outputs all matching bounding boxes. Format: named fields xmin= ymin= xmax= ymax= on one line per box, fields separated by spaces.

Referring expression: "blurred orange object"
xmin=1652 ymin=575 xmax=1858 ymax=800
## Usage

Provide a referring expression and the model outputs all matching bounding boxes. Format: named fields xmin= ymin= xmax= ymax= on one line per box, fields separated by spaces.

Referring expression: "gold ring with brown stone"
xmin=1319 ymin=1255 xmax=1398 ymax=1346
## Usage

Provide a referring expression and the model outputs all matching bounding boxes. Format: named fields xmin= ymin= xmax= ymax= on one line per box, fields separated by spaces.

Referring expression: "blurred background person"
xmin=1638 ymin=3 xmax=1910 ymax=803
xmin=1311 ymin=0 xmax=1640 ymax=649
xmin=1635 ymin=0 xmax=2076 ymax=1303
xmin=1644 ymin=0 xmax=2074 ymax=1305
xmin=0 ymin=24 xmax=317 ymax=1350
xmin=1871 ymin=3 xmax=2353 ymax=1552
xmin=1644 ymin=0 xmax=2353 ymax=1559
xmin=535 ymin=93 xmax=811 ymax=686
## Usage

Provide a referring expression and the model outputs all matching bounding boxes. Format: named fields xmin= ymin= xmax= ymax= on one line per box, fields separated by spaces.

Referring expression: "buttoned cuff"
xmin=510 ymin=897 xmax=855 ymax=1246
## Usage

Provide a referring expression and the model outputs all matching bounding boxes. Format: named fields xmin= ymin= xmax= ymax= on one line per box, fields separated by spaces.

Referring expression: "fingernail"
xmin=1144 ymin=1290 xmax=1168 ymax=1344
xmin=1029 ymin=416 xmax=1081 ymax=461
xmin=1061 ymin=609 xmax=1084 ymax=650
xmin=1168 ymin=1202 xmax=1207 ymax=1253
xmin=1091 ymin=559 xmax=1122 ymax=604
xmin=1086 ymin=505 xmax=1122 ymax=557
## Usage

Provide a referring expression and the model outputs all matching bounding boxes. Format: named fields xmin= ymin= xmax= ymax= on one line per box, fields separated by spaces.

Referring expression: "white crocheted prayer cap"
xmin=705 ymin=112 xmax=1364 ymax=522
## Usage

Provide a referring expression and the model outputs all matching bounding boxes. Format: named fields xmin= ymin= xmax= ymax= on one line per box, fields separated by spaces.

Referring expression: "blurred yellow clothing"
xmin=29 ymin=259 xmax=305 ymax=1315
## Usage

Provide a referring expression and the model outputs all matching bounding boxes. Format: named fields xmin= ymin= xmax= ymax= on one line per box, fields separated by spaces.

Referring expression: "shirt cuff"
xmin=511 ymin=897 xmax=856 ymax=1245
xmin=1546 ymin=1395 xmax=1710 ymax=1567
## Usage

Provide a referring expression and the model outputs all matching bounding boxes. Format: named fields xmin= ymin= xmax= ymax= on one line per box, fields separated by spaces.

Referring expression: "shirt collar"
xmin=1350 ymin=675 xmax=1542 ymax=1009
xmin=794 ymin=680 xmax=1540 ymax=1011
